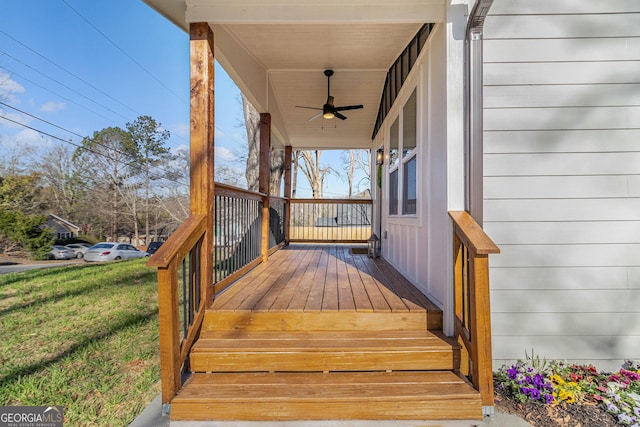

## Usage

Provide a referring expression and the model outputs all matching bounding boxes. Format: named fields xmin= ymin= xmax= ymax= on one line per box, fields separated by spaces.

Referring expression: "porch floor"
xmin=212 ymin=244 xmax=441 ymax=321
xmin=170 ymin=244 xmax=481 ymax=422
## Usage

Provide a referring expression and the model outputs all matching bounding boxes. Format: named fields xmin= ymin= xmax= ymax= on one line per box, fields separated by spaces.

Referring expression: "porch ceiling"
xmin=143 ymin=0 xmax=446 ymax=149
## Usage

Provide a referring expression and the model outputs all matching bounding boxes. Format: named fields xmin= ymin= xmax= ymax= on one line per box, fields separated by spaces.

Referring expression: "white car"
xmin=65 ymin=243 xmax=92 ymax=258
xmin=84 ymin=242 xmax=149 ymax=262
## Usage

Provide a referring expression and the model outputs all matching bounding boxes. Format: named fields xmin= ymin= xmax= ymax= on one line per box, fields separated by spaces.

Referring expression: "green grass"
xmin=0 ymin=259 xmax=160 ymax=426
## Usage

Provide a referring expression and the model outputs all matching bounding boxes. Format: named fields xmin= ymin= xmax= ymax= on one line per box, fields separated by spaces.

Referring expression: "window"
xmin=388 ymin=88 xmax=418 ymax=216
xmin=389 ymin=118 xmax=399 ymax=168
xmin=389 ymin=170 xmax=398 ymax=215
xmin=403 ymin=156 xmax=417 ymax=214
xmin=402 ymin=90 xmax=417 ymax=214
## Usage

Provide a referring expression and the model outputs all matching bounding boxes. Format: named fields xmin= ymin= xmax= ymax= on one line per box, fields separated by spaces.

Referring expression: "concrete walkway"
xmin=130 ymin=394 xmax=534 ymax=427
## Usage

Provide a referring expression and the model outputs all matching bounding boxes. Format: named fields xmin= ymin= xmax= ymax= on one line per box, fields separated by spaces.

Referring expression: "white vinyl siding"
xmin=484 ymin=0 xmax=640 ymax=369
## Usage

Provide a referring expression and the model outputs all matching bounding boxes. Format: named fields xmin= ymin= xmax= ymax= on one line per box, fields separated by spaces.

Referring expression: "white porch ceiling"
xmin=143 ymin=0 xmax=446 ymax=149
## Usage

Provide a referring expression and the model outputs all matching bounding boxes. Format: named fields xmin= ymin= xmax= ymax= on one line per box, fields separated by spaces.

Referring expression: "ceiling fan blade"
xmin=334 ymin=104 xmax=364 ymax=112
xmin=334 ymin=112 xmax=347 ymax=120
xmin=308 ymin=112 xmax=323 ymax=121
xmin=296 ymin=105 xmax=322 ymax=110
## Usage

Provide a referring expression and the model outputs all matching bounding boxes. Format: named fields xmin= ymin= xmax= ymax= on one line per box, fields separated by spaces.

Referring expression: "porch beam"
xmin=189 ymin=22 xmax=215 ymax=303
xmin=186 ymin=1 xmax=445 ymax=24
xmin=283 ymin=145 xmax=292 ymax=244
xmin=259 ymin=113 xmax=271 ymax=262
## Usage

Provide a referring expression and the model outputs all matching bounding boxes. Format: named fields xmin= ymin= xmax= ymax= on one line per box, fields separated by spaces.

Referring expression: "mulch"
xmin=495 ymin=386 xmax=618 ymax=427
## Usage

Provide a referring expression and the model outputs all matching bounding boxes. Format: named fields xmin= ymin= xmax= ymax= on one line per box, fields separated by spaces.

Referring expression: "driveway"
xmin=0 ymin=257 xmax=83 ymax=275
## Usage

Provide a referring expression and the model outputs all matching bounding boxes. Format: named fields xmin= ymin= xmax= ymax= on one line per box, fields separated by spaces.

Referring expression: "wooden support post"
xmin=283 ymin=145 xmax=292 ymax=244
xmin=157 ymin=266 xmax=180 ymax=404
xmin=470 ymin=252 xmax=494 ymax=407
xmin=189 ymin=22 xmax=215 ymax=304
xmin=259 ymin=113 xmax=271 ymax=262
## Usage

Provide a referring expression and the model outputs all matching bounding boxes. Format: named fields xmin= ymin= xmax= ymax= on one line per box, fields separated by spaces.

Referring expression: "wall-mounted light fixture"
xmin=376 ymin=148 xmax=384 ymax=165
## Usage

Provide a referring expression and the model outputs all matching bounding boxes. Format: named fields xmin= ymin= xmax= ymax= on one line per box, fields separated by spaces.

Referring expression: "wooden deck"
xmin=211 ymin=244 xmax=441 ymax=323
xmin=170 ymin=244 xmax=481 ymax=422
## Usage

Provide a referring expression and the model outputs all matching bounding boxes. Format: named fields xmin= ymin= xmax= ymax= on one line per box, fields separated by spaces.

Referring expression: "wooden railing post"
xmin=157 ymin=266 xmax=181 ymax=404
xmin=469 ymin=252 xmax=494 ymax=407
xmin=259 ymin=113 xmax=271 ymax=262
xmin=283 ymin=145 xmax=292 ymax=244
xmin=448 ymin=210 xmax=499 ymax=411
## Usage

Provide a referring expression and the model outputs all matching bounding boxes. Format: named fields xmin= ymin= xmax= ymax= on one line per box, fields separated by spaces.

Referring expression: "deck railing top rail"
xmin=147 ymin=213 xmax=207 ymax=269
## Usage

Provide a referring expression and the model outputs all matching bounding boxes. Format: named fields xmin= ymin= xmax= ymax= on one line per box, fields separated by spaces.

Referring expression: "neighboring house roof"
xmin=46 ymin=214 xmax=80 ymax=234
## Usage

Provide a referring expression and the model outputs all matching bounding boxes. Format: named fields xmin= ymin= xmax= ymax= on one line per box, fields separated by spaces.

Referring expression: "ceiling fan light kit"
xmin=296 ymin=69 xmax=364 ymax=121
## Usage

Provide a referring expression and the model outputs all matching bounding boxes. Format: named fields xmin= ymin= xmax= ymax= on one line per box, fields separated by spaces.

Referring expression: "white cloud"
xmin=215 ymin=145 xmax=236 ymax=162
xmin=0 ymin=71 xmax=25 ymax=103
xmin=40 ymin=101 xmax=66 ymax=113
xmin=171 ymin=122 xmax=189 ymax=138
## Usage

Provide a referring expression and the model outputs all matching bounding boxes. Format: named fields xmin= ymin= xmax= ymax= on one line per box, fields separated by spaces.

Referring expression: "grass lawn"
xmin=0 ymin=259 xmax=160 ymax=426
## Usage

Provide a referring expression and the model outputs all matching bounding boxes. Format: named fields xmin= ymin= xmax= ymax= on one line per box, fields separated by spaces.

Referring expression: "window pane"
xmin=389 ymin=117 xmax=399 ymax=168
xmin=403 ymin=156 xmax=417 ymax=214
xmin=389 ymin=169 xmax=398 ymax=215
xmin=403 ymin=89 xmax=417 ymax=157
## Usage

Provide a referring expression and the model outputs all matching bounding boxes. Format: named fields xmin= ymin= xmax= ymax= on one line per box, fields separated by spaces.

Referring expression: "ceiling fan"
xmin=296 ymin=69 xmax=364 ymax=121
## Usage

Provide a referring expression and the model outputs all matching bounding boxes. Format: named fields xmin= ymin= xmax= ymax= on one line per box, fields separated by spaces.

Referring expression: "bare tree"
xmin=37 ymin=144 xmax=85 ymax=223
xmin=241 ymin=93 xmax=260 ymax=192
xmin=342 ymin=149 xmax=371 ymax=197
xmin=241 ymin=93 xmax=285 ymax=195
xmin=74 ymin=127 xmax=137 ymax=241
xmin=298 ymin=150 xmax=332 ymax=199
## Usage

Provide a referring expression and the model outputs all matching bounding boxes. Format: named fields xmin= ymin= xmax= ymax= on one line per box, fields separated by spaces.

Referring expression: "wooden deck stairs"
xmin=168 ymin=246 xmax=483 ymax=422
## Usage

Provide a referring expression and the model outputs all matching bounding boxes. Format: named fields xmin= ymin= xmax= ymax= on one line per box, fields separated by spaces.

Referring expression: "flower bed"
xmin=495 ymin=355 xmax=640 ymax=427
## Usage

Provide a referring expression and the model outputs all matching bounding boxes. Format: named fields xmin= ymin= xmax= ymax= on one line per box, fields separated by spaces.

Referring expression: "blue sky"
xmin=0 ymin=0 xmax=367 ymax=198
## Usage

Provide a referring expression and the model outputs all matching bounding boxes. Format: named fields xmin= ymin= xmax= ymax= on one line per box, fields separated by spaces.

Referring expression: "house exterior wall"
xmin=379 ymin=22 xmax=452 ymax=312
xmin=483 ymin=0 xmax=640 ymax=369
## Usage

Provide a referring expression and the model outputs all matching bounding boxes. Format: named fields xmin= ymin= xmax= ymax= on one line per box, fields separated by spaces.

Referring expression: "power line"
xmin=60 ymin=0 xmax=188 ymax=107
xmin=0 ymin=29 xmax=141 ymax=117
xmin=0 ymin=61 xmax=126 ymax=124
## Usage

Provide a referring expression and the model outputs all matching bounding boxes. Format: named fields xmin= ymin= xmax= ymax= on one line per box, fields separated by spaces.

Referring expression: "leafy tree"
xmin=0 ymin=173 xmax=46 ymax=215
xmin=127 ymin=115 xmax=170 ymax=245
xmin=0 ymin=209 xmax=53 ymax=259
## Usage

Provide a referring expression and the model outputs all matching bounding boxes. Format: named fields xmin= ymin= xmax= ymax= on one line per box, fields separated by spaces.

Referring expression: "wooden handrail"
xmin=214 ymin=182 xmax=266 ymax=201
xmin=291 ymin=198 xmax=373 ymax=205
xmin=147 ymin=213 xmax=209 ymax=405
xmin=147 ymin=214 xmax=207 ymax=268
xmin=448 ymin=210 xmax=499 ymax=410
xmin=449 ymin=211 xmax=500 ymax=255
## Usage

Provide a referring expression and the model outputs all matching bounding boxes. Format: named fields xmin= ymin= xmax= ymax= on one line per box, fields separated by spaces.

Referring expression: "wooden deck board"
xmin=212 ymin=244 xmax=437 ymax=315
xmin=171 ymin=371 xmax=482 ymax=421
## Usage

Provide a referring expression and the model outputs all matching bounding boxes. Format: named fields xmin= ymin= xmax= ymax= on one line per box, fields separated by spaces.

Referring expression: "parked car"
xmin=146 ymin=241 xmax=164 ymax=255
xmin=84 ymin=242 xmax=149 ymax=262
xmin=47 ymin=245 xmax=77 ymax=260
xmin=65 ymin=243 xmax=92 ymax=258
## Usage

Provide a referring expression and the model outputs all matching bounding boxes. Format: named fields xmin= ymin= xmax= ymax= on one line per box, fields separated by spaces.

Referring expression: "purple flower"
xmin=533 ymin=374 xmax=545 ymax=387
xmin=530 ymin=388 xmax=541 ymax=400
xmin=507 ymin=367 xmax=518 ymax=380
xmin=544 ymin=393 xmax=554 ymax=404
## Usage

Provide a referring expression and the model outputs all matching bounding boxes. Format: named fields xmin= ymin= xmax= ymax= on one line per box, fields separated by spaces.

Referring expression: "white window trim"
xmin=387 ymin=85 xmax=419 ymax=222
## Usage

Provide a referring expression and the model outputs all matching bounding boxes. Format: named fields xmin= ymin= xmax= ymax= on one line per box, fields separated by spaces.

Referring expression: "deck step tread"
xmin=193 ymin=330 xmax=456 ymax=351
xmin=170 ymin=371 xmax=482 ymax=421
xmin=189 ymin=330 xmax=458 ymax=373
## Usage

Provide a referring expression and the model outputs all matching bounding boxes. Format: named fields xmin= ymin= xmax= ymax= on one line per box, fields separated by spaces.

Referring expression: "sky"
xmin=0 ymin=0 xmax=367 ymax=198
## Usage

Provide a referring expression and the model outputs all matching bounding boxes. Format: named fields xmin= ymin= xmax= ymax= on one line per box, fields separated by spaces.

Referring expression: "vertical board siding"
xmin=484 ymin=2 xmax=640 ymax=367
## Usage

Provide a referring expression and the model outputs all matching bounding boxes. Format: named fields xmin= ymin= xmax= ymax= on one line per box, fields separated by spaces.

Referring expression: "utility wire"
xmin=60 ymin=0 xmax=188 ymax=107
xmin=0 ymin=29 xmax=141 ymax=117
xmin=0 ymin=63 xmax=123 ymax=124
